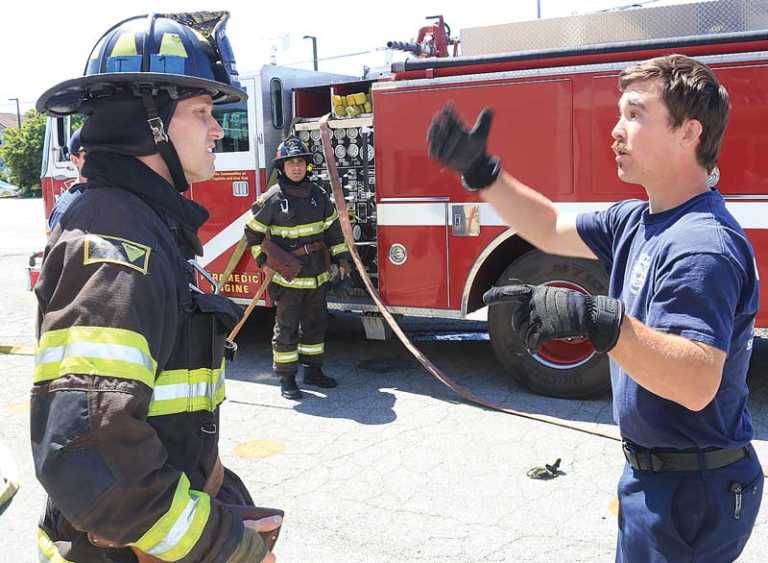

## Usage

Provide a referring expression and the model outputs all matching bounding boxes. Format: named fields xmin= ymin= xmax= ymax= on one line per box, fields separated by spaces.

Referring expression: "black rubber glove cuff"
xmin=461 ymin=155 xmax=502 ymax=191
xmin=587 ymin=295 xmax=625 ymax=353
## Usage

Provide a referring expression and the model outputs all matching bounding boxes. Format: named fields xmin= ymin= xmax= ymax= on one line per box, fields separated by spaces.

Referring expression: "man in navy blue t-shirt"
xmin=428 ymin=54 xmax=762 ymax=561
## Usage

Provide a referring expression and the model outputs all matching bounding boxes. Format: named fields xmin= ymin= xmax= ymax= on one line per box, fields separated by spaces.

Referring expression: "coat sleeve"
xmin=322 ymin=192 xmax=350 ymax=263
xmin=244 ymin=193 xmax=274 ymax=267
xmin=32 ymin=226 xmax=245 ymax=562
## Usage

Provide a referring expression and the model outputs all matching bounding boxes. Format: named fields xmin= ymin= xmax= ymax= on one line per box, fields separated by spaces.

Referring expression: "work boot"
xmin=302 ymin=365 xmax=337 ymax=388
xmin=280 ymin=374 xmax=302 ymax=399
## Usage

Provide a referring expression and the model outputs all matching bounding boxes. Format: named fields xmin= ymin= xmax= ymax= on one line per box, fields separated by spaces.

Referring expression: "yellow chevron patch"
xmin=83 ymin=234 xmax=151 ymax=274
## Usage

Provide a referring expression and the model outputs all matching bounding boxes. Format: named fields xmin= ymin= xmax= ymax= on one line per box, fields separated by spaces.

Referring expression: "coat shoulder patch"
xmin=83 ymin=234 xmax=152 ymax=274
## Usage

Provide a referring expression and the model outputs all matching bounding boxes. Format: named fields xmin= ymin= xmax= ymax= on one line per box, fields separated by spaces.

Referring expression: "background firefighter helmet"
xmin=273 ymin=136 xmax=313 ymax=171
xmin=36 ymin=12 xmax=247 ymax=192
xmin=37 ymin=11 xmax=245 ymax=116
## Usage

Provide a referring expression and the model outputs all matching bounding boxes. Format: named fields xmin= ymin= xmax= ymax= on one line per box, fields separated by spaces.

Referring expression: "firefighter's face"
xmin=169 ymin=95 xmax=224 ymax=183
xmin=283 ymin=157 xmax=308 ymax=182
xmin=611 ymin=79 xmax=693 ymax=188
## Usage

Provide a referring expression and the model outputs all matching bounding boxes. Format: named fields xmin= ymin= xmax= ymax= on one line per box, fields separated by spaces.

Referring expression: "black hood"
xmin=83 ymin=152 xmax=209 ymax=258
xmin=80 ymin=91 xmax=177 ymax=157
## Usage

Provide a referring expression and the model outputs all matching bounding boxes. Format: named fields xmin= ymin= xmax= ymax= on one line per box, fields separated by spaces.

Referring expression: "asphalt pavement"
xmin=1 ymin=198 xmax=766 ymax=562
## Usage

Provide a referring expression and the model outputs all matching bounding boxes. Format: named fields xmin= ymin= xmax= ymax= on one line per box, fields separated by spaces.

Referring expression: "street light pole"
xmin=7 ymin=98 xmax=21 ymax=129
xmin=303 ymin=35 xmax=318 ymax=71
xmin=537 ymin=0 xmax=542 ymax=19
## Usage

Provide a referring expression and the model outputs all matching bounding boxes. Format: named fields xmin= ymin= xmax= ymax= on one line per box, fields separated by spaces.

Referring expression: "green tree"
xmin=0 ymin=109 xmax=47 ymax=194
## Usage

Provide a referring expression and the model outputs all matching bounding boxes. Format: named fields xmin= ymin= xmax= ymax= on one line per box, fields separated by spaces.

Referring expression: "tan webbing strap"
xmin=228 ymin=268 xmax=274 ymax=342
xmin=219 ymin=236 xmax=248 ymax=289
xmin=203 ymin=456 xmax=225 ymax=497
xmin=220 ymin=166 xmax=280 ymax=289
xmin=318 ymin=115 xmax=619 ymax=443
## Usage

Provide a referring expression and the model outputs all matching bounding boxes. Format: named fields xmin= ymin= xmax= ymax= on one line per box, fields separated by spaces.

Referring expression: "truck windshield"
xmin=213 ymin=102 xmax=249 ymax=153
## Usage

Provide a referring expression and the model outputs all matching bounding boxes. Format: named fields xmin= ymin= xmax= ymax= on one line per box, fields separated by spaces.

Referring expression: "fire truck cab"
xmin=39 ymin=1 xmax=768 ymax=399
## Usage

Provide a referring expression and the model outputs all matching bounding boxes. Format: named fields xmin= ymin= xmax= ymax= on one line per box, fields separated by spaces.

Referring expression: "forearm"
xmin=609 ymin=315 xmax=723 ymax=411
xmin=31 ymin=381 xmax=241 ymax=562
xmin=481 ymin=171 xmax=560 ymax=252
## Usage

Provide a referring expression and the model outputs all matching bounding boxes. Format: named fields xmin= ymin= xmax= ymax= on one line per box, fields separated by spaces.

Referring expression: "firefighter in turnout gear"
xmin=245 ymin=137 xmax=351 ymax=399
xmin=33 ymin=12 xmax=281 ymax=563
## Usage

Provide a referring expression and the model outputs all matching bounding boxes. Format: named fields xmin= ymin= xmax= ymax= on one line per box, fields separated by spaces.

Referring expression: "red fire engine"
xmin=37 ymin=2 xmax=768 ymax=398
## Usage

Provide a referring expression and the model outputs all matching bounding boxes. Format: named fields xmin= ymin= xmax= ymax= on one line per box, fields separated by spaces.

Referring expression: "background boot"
xmin=280 ymin=374 xmax=302 ymax=399
xmin=302 ymin=365 xmax=337 ymax=388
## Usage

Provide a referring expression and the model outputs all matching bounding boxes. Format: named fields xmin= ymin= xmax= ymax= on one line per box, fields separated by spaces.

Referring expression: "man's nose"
xmin=611 ymin=120 xmax=624 ymax=141
xmin=210 ymin=119 xmax=225 ymax=140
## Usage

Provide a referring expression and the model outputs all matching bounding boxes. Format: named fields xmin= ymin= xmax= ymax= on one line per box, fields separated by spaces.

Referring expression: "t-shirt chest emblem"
xmin=629 ymin=251 xmax=652 ymax=295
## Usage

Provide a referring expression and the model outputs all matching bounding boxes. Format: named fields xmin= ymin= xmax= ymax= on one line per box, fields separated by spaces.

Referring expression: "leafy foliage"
xmin=0 ymin=109 xmax=47 ymax=193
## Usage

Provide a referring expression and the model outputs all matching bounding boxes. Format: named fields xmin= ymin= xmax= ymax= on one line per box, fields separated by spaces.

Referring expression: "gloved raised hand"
xmin=483 ymin=282 xmax=624 ymax=354
xmin=427 ymin=104 xmax=501 ymax=190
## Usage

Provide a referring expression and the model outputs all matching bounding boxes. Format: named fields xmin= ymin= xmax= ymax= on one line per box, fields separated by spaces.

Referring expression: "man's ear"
xmin=681 ymin=118 xmax=703 ymax=149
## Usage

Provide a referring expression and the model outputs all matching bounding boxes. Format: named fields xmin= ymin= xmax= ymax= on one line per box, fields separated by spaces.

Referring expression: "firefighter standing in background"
xmin=428 ymin=54 xmax=762 ymax=562
xmin=48 ymin=127 xmax=87 ymax=231
xmin=245 ymin=137 xmax=351 ymax=400
xmin=33 ymin=12 xmax=279 ymax=562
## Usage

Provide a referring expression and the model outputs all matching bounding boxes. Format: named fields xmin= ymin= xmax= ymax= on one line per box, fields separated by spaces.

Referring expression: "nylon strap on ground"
xmin=318 ymin=115 xmax=619 ymax=443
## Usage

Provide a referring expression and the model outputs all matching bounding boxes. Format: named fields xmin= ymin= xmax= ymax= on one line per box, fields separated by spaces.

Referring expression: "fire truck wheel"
xmin=488 ymin=250 xmax=611 ymax=398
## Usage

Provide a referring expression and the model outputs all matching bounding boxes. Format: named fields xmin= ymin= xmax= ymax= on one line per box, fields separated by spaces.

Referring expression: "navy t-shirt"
xmin=48 ymin=183 xmax=86 ymax=231
xmin=577 ymin=190 xmax=758 ymax=449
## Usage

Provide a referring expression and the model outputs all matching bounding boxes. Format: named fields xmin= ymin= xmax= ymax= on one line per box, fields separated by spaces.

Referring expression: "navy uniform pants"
xmin=269 ymin=284 xmax=329 ymax=376
xmin=616 ymin=444 xmax=763 ymax=562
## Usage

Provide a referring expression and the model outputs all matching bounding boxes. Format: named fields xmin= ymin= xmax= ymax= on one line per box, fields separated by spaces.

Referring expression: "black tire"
xmin=488 ymin=250 xmax=611 ymax=398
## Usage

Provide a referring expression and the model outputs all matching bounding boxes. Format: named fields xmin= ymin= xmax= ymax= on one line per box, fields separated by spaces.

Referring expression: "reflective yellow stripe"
xmin=111 ymin=33 xmax=138 ymax=56
xmin=148 ymin=360 xmax=226 ymax=416
xmin=251 ymin=245 xmax=262 ymax=259
xmin=159 ymin=33 xmax=187 ymax=57
xmin=35 ymin=327 xmax=157 ymax=387
xmin=270 ymin=220 xmax=326 ymax=239
xmin=330 ymin=242 xmax=347 ymax=256
xmin=272 ymin=272 xmax=330 ymax=289
xmin=323 ymin=209 xmax=339 ymax=229
xmin=298 ymin=343 xmax=324 ymax=355
xmin=246 ymin=217 xmax=269 ymax=234
xmin=132 ymin=474 xmax=210 ymax=561
xmin=38 ymin=528 xmax=74 ymax=563
xmin=273 ymin=349 xmax=299 ymax=364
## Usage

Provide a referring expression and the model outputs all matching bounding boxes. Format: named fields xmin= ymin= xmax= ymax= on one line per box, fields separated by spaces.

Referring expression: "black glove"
xmin=427 ymin=104 xmax=501 ymax=190
xmin=483 ymin=282 xmax=624 ymax=354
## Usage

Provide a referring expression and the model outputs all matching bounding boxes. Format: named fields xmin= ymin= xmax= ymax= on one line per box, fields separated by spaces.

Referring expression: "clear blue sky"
xmin=0 ymin=0 xmax=692 ymax=115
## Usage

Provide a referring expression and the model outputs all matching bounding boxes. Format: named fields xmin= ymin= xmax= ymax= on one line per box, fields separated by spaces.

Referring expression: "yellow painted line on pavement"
xmin=0 ymin=345 xmax=35 ymax=356
xmin=7 ymin=400 xmax=29 ymax=415
xmin=608 ymin=496 xmax=619 ymax=517
xmin=234 ymin=440 xmax=286 ymax=460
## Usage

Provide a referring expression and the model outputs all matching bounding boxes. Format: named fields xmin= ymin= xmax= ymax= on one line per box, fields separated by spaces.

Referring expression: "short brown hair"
xmin=619 ymin=54 xmax=730 ymax=172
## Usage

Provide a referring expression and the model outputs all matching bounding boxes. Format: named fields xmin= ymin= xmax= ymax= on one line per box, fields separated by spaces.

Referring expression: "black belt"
xmin=622 ymin=440 xmax=749 ymax=472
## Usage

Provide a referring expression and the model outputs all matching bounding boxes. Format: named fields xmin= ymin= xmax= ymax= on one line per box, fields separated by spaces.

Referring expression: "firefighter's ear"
xmin=680 ymin=117 xmax=703 ymax=149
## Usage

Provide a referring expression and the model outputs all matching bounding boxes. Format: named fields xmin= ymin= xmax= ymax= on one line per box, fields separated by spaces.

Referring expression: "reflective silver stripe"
xmin=36 ymin=342 xmax=155 ymax=372
xmin=147 ymin=495 xmax=203 ymax=556
xmin=152 ymin=372 xmax=224 ymax=401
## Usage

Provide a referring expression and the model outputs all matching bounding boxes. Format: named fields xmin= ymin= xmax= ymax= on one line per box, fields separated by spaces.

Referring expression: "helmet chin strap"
xmin=141 ymin=93 xmax=190 ymax=192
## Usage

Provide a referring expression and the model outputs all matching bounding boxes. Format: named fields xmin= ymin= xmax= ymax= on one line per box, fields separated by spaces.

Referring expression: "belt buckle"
xmin=650 ymin=453 xmax=665 ymax=472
